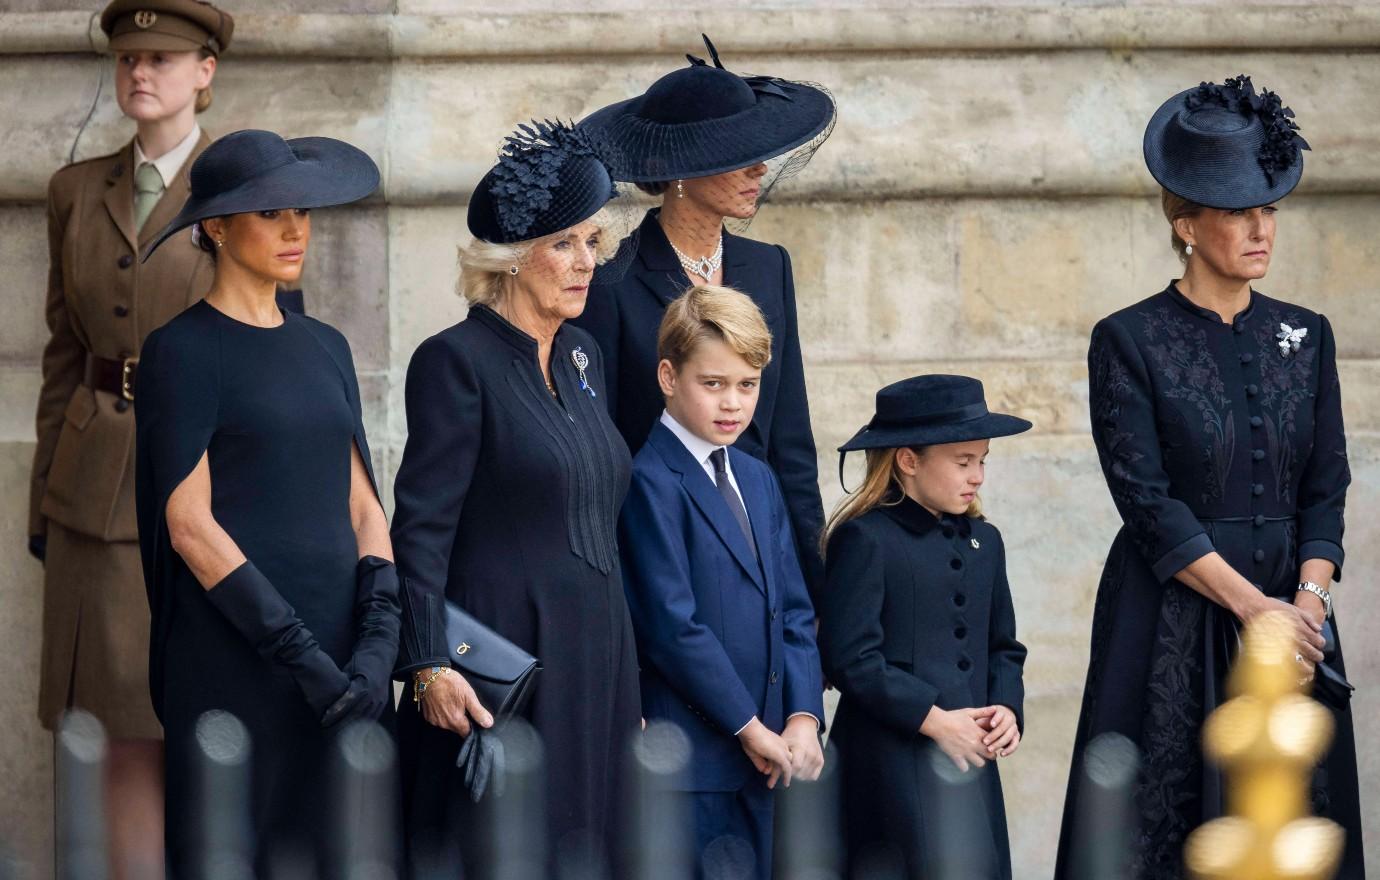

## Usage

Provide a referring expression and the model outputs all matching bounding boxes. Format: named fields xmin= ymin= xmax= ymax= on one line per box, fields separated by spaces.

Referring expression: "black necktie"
xmin=710 ymin=448 xmax=757 ymax=560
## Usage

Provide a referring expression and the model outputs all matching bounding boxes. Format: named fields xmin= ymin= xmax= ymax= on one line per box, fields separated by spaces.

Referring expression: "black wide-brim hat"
xmin=1144 ymin=75 xmax=1309 ymax=210
xmin=579 ymin=35 xmax=835 ymax=182
xmin=840 ymin=375 xmax=1032 ymax=454
xmin=143 ymin=129 xmax=380 ymax=260
xmin=468 ymin=121 xmax=616 ymax=245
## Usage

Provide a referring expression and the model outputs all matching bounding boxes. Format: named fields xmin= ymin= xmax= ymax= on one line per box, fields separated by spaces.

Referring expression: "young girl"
xmin=818 ymin=374 xmax=1030 ymax=880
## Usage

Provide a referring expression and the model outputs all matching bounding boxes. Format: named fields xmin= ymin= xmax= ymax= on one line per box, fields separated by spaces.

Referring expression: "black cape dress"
xmin=1054 ymin=284 xmax=1363 ymax=879
xmin=390 ymin=305 xmax=640 ymax=876
xmin=135 ymin=300 xmax=382 ymax=874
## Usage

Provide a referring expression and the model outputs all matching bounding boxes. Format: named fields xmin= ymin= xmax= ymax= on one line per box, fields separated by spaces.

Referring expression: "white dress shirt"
xmin=134 ymin=124 xmax=202 ymax=185
xmin=660 ymin=410 xmax=820 ymax=734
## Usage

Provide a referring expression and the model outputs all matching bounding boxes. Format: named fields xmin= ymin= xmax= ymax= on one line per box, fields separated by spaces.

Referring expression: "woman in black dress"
xmin=391 ymin=121 xmax=641 ymax=876
xmin=573 ymin=36 xmax=835 ymax=599
xmin=135 ymin=130 xmax=398 ymax=875
xmin=1054 ymin=77 xmax=1363 ymax=878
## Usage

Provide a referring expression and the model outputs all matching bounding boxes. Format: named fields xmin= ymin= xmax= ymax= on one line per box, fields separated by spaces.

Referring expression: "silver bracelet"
xmin=1297 ymin=581 xmax=1333 ymax=619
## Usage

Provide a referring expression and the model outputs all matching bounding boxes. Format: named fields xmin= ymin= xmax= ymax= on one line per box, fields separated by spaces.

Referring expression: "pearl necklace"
xmin=669 ymin=236 xmax=724 ymax=282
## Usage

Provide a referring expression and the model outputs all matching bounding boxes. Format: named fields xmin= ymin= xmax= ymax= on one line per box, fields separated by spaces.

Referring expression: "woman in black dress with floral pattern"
xmin=1055 ymin=77 xmax=1363 ymax=879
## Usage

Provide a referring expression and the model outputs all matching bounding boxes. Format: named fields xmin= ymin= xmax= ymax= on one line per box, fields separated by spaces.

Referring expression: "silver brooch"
xmin=1277 ymin=323 xmax=1308 ymax=357
xmin=970 ymin=538 xmax=980 ymax=550
xmin=571 ymin=347 xmax=596 ymax=398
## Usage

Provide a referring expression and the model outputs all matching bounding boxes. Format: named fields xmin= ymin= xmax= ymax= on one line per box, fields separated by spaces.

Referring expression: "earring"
xmin=508 ymin=265 xmax=519 ymax=275
xmin=216 ymin=240 xmax=224 ymax=248
xmin=1185 ymin=244 xmax=1194 ymax=255
xmin=676 ymin=180 xmax=684 ymax=199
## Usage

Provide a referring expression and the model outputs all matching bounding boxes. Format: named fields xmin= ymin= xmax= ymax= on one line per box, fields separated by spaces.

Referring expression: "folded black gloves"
xmin=344 ymin=556 xmax=403 ymax=720
xmin=206 ymin=560 xmax=355 ymax=726
xmin=456 ymin=727 xmax=505 ymax=803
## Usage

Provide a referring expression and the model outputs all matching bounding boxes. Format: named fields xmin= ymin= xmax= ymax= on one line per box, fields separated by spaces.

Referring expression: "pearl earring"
xmin=676 ymin=180 xmax=684 ymax=199
xmin=1185 ymin=244 xmax=1194 ymax=255
xmin=508 ymin=265 xmax=519 ymax=275
xmin=216 ymin=240 xmax=224 ymax=248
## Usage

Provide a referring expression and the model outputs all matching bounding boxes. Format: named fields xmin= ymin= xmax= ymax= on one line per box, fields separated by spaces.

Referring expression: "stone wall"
xmin=2 ymin=3 xmax=1378 ymax=876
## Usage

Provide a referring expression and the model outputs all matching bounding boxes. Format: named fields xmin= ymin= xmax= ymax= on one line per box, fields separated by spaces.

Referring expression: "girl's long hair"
xmin=820 ymin=446 xmax=982 ymax=558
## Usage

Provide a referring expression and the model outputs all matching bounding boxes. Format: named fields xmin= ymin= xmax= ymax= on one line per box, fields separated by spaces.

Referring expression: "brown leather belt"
xmin=84 ymin=354 xmax=137 ymax=401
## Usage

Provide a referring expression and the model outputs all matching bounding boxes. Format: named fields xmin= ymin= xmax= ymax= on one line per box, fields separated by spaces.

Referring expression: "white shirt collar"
xmin=660 ymin=410 xmax=728 ymax=475
xmin=134 ymin=125 xmax=202 ymax=186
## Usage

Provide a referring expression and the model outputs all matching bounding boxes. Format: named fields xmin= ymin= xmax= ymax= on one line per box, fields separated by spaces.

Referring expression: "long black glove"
xmin=342 ymin=556 xmax=402 ymax=721
xmin=206 ymin=561 xmax=356 ymax=726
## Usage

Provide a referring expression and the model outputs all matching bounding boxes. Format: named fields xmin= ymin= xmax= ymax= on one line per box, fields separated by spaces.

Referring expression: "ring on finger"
xmin=1295 ymin=653 xmax=1305 ymax=664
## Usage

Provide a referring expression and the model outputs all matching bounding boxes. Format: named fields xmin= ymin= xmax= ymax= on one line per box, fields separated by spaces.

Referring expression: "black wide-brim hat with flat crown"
xmin=1144 ymin=74 xmax=1310 ymax=210
xmin=467 ymin=120 xmax=616 ymax=245
xmin=578 ymin=34 xmax=835 ymax=182
xmin=840 ymin=375 xmax=1032 ymax=454
xmin=143 ymin=129 xmax=380 ymax=260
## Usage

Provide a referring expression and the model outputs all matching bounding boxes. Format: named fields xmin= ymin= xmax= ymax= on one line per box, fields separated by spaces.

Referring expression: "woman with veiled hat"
xmin=135 ymin=130 xmax=398 ymax=875
xmin=1054 ymin=76 xmax=1362 ymax=878
xmin=573 ymin=36 xmax=835 ymax=602
xmin=389 ymin=120 xmax=641 ymax=876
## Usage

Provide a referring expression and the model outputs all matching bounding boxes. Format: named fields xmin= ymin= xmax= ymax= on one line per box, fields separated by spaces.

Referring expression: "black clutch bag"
xmin=1312 ymin=619 xmax=1355 ymax=712
xmin=445 ymin=602 xmax=540 ymax=722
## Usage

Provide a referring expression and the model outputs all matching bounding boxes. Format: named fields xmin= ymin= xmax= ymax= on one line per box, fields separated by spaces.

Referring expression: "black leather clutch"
xmin=445 ymin=602 xmax=540 ymax=722
xmin=1313 ymin=619 xmax=1355 ymax=712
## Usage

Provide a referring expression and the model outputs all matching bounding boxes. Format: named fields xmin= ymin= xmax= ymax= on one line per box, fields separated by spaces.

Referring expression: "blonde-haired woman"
xmin=818 ymin=375 xmax=1029 ymax=879
xmin=29 ymin=1 xmax=249 ymax=876
xmin=390 ymin=121 xmax=640 ymax=875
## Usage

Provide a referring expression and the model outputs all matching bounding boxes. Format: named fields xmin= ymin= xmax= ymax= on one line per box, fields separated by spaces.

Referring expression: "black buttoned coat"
xmin=571 ymin=209 xmax=826 ymax=599
xmin=1053 ymin=284 xmax=1362 ymax=880
xmin=819 ymin=496 xmax=1026 ymax=879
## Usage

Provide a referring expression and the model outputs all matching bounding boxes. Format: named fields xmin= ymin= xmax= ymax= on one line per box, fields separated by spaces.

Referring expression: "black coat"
xmin=389 ymin=305 xmax=641 ymax=876
xmin=571 ymin=210 xmax=827 ymax=599
xmin=1054 ymin=284 xmax=1362 ymax=880
xmin=819 ymin=496 xmax=1026 ymax=879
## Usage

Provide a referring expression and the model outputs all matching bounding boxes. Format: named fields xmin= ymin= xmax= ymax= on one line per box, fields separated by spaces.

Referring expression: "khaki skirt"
xmin=38 ymin=522 xmax=161 ymax=739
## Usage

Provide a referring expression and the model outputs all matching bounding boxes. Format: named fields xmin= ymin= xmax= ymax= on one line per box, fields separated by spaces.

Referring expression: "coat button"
xmin=1253 ymin=549 xmax=1266 ymax=563
xmin=1250 ymin=416 xmax=1263 ymax=428
xmin=1252 ymin=484 xmax=1264 ymax=496
xmin=958 ymin=659 xmax=972 ymax=672
xmin=1253 ymin=449 xmax=1266 ymax=461
xmin=769 ymin=671 xmax=778 ymax=685
xmin=117 ymin=254 xmax=133 ymax=269
xmin=1240 ymin=352 xmax=1254 ymax=364
xmin=950 ymin=558 xmax=963 ymax=571
xmin=942 ymin=527 xmax=955 ymax=539
xmin=1234 ymin=322 xmax=1245 ymax=334
xmin=954 ymin=626 xmax=967 ymax=640
xmin=1247 ymin=384 xmax=1259 ymax=396
xmin=953 ymin=593 xmax=966 ymax=607
xmin=1253 ymin=515 xmax=1266 ymax=527
xmin=114 ymin=399 xmax=130 ymax=413
xmin=113 ymin=304 xmax=129 ymax=317
xmin=770 ymin=608 xmax=778 ymax=621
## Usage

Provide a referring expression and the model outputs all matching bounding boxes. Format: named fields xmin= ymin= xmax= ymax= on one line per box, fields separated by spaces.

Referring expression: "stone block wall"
xmin=2 ymin=3 xmax=1377 ymax=876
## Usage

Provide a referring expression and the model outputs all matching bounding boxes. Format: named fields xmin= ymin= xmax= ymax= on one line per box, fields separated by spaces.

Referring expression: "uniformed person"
xmin=28 ymin=2 xmax=299 ymax=876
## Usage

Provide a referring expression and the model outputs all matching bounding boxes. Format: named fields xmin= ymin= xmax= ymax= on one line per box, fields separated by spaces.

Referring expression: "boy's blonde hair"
xmin=657 ymin=284 xmax=773 ymax=371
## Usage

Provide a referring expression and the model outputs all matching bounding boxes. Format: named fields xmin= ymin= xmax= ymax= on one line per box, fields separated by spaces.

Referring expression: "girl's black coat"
xmin=819 ymin=495 xmax=1026 ymax=879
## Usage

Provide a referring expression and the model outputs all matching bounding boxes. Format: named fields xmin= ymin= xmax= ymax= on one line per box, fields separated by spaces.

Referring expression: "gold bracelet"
xmin=413 ymin=666 xmax=450 ymax=704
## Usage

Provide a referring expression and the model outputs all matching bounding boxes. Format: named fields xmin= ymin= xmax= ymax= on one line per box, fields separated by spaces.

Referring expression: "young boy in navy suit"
xmin=618 ymin=285 xmax=825 ymax=879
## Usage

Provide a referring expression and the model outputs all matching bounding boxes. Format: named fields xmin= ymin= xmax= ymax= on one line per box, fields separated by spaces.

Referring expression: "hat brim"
xmin=108 ymin=31 xmax=206 ymax=52
xmin=142 ymin=136 xmax=379 ymax=261
xmin=1143 ymin=87 xmax=1302 ymax=211
xmin=580 ymin=82 xmax=835 ymax=182
xmin=838 ymin=413 xmax=1033 ymax=453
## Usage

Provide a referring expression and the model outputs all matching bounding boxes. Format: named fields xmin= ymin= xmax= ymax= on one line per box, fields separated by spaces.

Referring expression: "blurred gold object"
xmin=1185 ymin=611 xmax=1344 ymax=880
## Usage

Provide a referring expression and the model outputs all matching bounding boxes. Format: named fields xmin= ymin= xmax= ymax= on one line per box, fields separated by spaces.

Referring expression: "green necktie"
xmin=133 ymin=162 xmax=165 ymax=232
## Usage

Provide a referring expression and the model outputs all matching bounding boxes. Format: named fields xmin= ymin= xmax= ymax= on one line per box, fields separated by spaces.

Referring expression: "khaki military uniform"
xmin=32 ymin=133 xmax=216 ymax=738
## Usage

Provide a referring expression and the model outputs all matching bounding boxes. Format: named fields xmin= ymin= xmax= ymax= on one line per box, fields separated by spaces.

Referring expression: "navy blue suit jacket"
xmin=619 ymin=422 xmax=823 ymax=792
xmin=574 ymin=210 xmax=826 ymax=601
